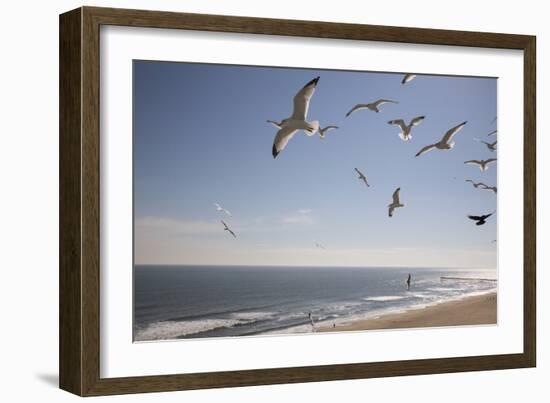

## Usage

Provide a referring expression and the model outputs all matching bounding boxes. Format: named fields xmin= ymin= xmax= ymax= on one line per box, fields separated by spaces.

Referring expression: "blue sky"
xmin=133 ymin=60 xmax=497 ymax=269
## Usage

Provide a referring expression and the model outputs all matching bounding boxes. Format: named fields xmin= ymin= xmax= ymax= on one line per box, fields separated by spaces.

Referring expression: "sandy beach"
xmin=319 ymin=292 xmax=497 ymax=332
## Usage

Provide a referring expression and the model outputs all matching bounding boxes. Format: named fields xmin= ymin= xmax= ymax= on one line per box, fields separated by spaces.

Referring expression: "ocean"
xmin=134 ymin=265 xmax=497 ymax=341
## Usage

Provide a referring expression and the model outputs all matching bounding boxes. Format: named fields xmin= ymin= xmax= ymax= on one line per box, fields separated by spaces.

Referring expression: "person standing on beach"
xmin=406 ymin=273 xmax=412 ymax=290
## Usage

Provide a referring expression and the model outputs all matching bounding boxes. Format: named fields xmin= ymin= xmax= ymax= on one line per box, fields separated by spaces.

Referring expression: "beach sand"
xmin=319 ymin=292 xmax=497 ymax=332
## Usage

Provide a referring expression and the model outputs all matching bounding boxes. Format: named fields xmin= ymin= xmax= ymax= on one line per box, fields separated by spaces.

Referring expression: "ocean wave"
xmin=363 ymin=296 xmax=406 ymax=302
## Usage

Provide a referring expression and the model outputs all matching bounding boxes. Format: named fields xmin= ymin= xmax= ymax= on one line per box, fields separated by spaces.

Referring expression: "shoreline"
xmin=318 ymin=292 xmax=497 ymax=332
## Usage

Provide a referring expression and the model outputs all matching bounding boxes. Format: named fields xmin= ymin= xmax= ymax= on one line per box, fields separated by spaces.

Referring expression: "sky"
xmin=133 ymin=60 xmax=497 ymax=269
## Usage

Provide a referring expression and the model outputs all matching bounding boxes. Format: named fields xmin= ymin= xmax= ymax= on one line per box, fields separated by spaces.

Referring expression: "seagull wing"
xmin=354 ymin=167 xmax=365 ymax=178
xmin=410 ymin=116 xmax=425 ymax=126
xmin=392 ymin=188 xmax=401 ymax=205
xmin=387 ymin=119 xmax=407 ymax=132
xmin=323 ymin=125 xmax=339 ymax=132
xmin=228 ymin=229 xmax=236 ymax=238
xmin=291 ymin=76 xmax=319 ymax=120
xmin=468 ymin=215 xmax=483 ymax=221
xmin=415 ymin=143 xmax=437 ymax=157
xmin=464 ymin=160 xmax=482 ymax=166
xmin=374 ymin=99 xmax=398 ymax=107
xmin=401 ymin=74 xmax=416 ymax=84
xmin=487 ymin=130 xmax=497 ymax=137
xmin=272 ymin=127 xmax=298 ymax=158
xmin=441 ymin=121 xmax=467 ymax=144
xmin=485 ymin=158 xmax=497 ymax=165
xmin=346 ymin=104 xmax=368 ymax=117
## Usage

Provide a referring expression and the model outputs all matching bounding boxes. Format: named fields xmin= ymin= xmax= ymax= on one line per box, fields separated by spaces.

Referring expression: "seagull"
xmin=490 ymin=116 xmax=497 ymax=125
xmin=388 ymin=187 xmax=404 ymax=217
xmin=387 ymin=116 xmax=425 ymax=141
xmin=221 ymin=220 xmax=236 ymax=238
xmin=272 ymin=77 xmax=321 ymax=158
xmin=314 ymin=240 xmax=325 ymax=249
xmin=318 ymin=125 xmax=339 ymax=139
xmin=401 ymin=74 xmax=416 ymax=85
xmin=345 ymin=99 xmax=398 ymax=117
xmin=475 ymin=138 xmax=497 ymax=152
xmin=266 ymin=119 xmax=282 ymax=129
xmin=354 ymin=168 xmax=370 ymax=187
xmin=487 ymin=130 xmax=497 ymax=137
xmin=464 ymin=158 xmax=497 ymax=171
xmin=415 ymin=121 xmax=467 ymax=157
xmin=214 ymin=203 xmax=232 ymax=216
xmin=467 ymin=212 xmax=495 ymax=226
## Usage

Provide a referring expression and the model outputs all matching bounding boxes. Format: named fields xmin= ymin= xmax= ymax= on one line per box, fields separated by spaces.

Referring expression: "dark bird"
xmin=467 ymin=212 xmax=495 ymax=226
xmin=354 ymin=168 xmax=370 ymax=187
xmin=221 ymin=220 xmax=236 ymax=238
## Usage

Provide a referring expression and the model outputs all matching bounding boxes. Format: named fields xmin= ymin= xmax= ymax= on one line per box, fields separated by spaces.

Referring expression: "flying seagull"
xmin=415 ymin=121 xmax=467 ymax=157
xmin=266 ymin=119 xmax=282 ymax=129
xmin=387 ymin=116 xmax=425 ymax=141
xmin=401 ymin=74 xmax=417 ymax=85
xmin=221 ymin=220 xmax=236 ymax=238
xmin=388 ymin=187 xmax=404 ymax=217
xmin=467 ymin=212 xmax=495 ymax=226
xmin=354 ymin=168 xmax=370 ymax=187
xmin=314 ymin=240 xmax=325 ymax=249
xmin=214 ymin=203 xmax=232 ymax=216
xmin=346 ymin=99 xmax=398 ymax=117
xmin=318 ymin=125 xmax=339 ymax=139
xmin=475 ymin=138 xmax=497 ymax=151
xmin=272 ymin=77 xmax=321 ymax=158
xmin=487 ymin=129 xmax=497 ymax=137
xmin=464 ymin=158 xmax=497 ymax=171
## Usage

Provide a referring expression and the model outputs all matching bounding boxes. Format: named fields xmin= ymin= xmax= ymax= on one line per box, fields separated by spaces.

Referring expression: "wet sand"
xmin=318 ymin=292 xmax=497 ymax=332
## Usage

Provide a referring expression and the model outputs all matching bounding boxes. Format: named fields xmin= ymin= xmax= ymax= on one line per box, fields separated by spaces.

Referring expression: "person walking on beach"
xmin=308 ymin=311 xmax=315 ymax=331
xmin=406 ymin=273 xmax=412 ymax=290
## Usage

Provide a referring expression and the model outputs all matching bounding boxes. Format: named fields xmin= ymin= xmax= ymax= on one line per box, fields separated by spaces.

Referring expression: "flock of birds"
xmin=216 ymin=73 xmax=497 ymax=240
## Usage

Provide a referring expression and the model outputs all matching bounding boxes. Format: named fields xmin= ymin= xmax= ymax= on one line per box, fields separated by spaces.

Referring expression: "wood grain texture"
xmin=58 ymin=6 xmax=537 ymax=396
xmin=59 ymin=8 xmax=82 ymax=396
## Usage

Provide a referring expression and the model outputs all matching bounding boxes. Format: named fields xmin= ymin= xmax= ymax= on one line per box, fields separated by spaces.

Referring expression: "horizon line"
xmin=134 ymin=263 xmax=497 ymax=270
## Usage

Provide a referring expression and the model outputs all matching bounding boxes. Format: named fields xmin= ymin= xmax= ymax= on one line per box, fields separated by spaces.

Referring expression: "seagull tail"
xmin=305 ymin=121 xmax=319 ymax=136
xmin=398 ymin=132 xmax=409 ymax=141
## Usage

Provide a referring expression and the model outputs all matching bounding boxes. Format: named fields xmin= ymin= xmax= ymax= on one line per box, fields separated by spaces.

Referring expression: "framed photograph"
xmin=59 ymin=6 xmax=536 ymax=396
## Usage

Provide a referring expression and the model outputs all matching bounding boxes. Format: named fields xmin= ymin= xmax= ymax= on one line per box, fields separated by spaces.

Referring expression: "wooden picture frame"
xmin=59 ymin=6 xmax=536 ymax=396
